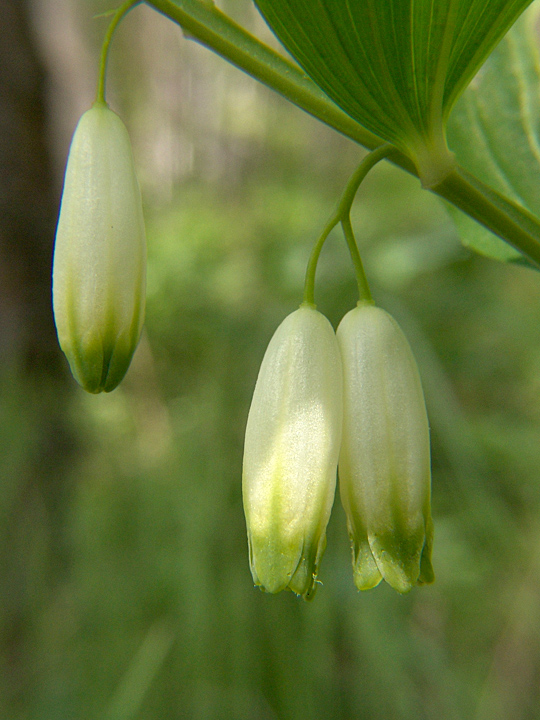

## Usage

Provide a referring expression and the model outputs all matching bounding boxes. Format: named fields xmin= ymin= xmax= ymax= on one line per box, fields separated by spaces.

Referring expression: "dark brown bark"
xmin=0 ymin=3 xmax=76 ymax=712
xmin=0 ymin=0 xmax=64 ymax=376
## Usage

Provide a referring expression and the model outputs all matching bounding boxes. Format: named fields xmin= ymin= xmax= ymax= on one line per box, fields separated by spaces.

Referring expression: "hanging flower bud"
xmin=52 ymin=102 xmax=146 ymax=393
xmin=337 ymin=303 xmax=434 ymax=593
xmin=242 ymin=305 xmax=343 ymax=599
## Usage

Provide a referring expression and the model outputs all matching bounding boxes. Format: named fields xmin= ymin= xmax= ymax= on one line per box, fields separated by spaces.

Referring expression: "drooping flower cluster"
xmin=242 ymin=301 xmax=434 ymax=597
xmin=52 ymin=103 xmax=433 ymax=599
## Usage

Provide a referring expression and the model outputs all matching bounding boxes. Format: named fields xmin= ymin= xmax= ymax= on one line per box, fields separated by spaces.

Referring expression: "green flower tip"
xmin=351 ymin=522 xmax=434 ymax=594
xmin=248 ymin=526 xmax=326 ymax=600
xmin=52 ymin=104 xmax=147 ymax=393
xmin=62 ymin=322 xmax=142 ymax=394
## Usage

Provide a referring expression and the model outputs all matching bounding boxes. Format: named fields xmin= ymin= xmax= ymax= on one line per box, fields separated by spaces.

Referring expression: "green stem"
xmin=303 ymin=144 xmax=394 ymax=305
xmin=302 ymin=220 xmax=335 ymax=307
xmin=144 ymin=0 xmax=383 ymax=151
xmin=434 ymin=166 xmax=540 ymax=267
xmin=341 ymin=215 xmax=372 ymax=303
xmin=96 ymin=0 xmax=141 ymax=104
xmin=336 ymin=145 xmax=395 ymax=218
xmin=143 ymin=0 xmax=540 ymax=269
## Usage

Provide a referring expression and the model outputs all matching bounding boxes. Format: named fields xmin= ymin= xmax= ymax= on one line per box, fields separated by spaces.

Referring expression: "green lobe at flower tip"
xmin=369 ymin=524 xmax=434 ymax=594
xmin=248 ymin=517 xmax=327 ymax=600
xmin=63 ymin=319 xmax=142 ymax=394
xmin=349 ymin=511 xmax=435 ymax=594
xmin=349 ymin=534 xmax=383 ymax=591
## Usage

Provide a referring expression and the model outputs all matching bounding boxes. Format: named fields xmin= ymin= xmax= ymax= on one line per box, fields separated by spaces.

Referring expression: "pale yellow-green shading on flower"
xmin=52 ymin=102 xmax=146 ymax=393
xmin=337 ymin=304 xmax=434 ymax=594
xmin=242 ymin=305 xmax=343 ymax=599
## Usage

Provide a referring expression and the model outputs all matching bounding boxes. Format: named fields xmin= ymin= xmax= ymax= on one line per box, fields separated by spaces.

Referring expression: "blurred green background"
xmin=3 ymin=1 xmax=540 ymax=718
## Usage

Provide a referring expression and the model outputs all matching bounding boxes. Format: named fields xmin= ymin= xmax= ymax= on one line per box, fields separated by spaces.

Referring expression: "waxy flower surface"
xmin=337 ymin=304 xmax=434 ymax=593
xmin=52 ymin=102 xmax=146 ymax=393
xmin=242 ymin=305 xmax=343 ymax=599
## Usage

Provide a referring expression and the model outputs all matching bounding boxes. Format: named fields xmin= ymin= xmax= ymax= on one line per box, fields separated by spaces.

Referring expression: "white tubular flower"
xmin=242 ymin=305 xmax=343 ymax=599
xmin=52 ymin=102 xmax=146 ymax=393
xmin=337 ymin=303 xmax=434 ymax=593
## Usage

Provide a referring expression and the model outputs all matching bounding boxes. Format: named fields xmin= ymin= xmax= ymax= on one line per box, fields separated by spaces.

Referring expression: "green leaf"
xmin=447 ymin=0 xmax=540 ymax=265
xmin=254 ymin=0 xmax=534 ymax=185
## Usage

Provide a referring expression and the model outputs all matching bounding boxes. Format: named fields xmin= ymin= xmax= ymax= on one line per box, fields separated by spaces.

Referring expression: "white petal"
xmin=243 ymin=305 xmax=342 ymax=597
xmin=337 ymin=304 xmax=433 ymax=592
xmin=53 ymin=103 xmax=146 ymax=393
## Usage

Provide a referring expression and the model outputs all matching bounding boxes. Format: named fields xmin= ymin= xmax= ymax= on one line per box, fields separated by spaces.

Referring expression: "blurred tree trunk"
xmin=0 ymin=1 xmax=75 ymax=713
xmin=0 ymin=0 xmax=63 ymax=375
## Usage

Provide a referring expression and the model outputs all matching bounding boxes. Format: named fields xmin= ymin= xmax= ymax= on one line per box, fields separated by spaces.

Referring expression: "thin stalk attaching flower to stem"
xmin=303 ymin=144 xmax=395 ymax=306
xmin=341 ymin=215 xmax=372 ymax=304
xmin=96 ymin=0 xmax=141 ymax=104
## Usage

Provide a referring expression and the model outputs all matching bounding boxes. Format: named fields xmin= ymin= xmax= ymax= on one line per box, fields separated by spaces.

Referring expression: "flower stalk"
xmin=97 ymin=0 xmax=141 ymax=104
xmin=303 ymin=144 xmax=395 ymax=306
